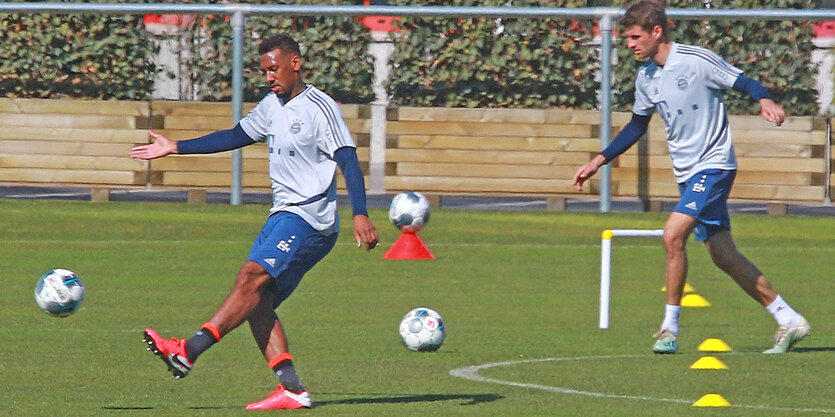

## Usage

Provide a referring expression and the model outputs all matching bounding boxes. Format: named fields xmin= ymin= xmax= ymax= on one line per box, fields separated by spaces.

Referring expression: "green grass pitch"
xmin=1 ymin=199 xmax=833 ymax=416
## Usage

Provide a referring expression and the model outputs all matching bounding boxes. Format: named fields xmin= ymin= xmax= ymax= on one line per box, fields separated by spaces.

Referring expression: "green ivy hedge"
xmin=387 ymin=0 xmax=600 ymax=109
xmin=0 ymin=0 xmax=823 ymax=116
xmin=611 ymin=0 xmax=820 ymax=116
xmin=180 ymin=0 xmax=373 ymax=103
xmin=0 ymin=3 xmax=156 ymax=100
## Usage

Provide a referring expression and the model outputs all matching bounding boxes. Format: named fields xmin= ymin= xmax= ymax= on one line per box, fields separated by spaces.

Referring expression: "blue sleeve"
xmin=600 ymin=113 xmax=651 ymax=163
xmin=732 ymin=74 xmax=771 ymax=101
xmin=177 ymin=123 xmax=255 ymax=154
xmin=333 ymin=146 xmax=368 ymax=217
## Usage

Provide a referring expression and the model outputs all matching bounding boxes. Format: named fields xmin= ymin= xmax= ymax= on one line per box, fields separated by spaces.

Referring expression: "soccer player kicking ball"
xmin=130 ymin=34 xmax=379 ymax=409
xmin=573 ymin=0 xmax=810 ymax=355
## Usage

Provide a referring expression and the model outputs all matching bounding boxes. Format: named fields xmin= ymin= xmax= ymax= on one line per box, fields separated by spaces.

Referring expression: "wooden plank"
xmin=0 ymin=140 xmax=135 ymax=157
xmin=0 ymin=126 xmax=148 ymax=143
xmin=611 ymin=167 xmax=821 ymax=186
xmin=726 ymin=115 xmax=814 ymax=131
xmin=0 ymin=98 xmax=149 ymax=116
xmin=644 ymin=127 xmax=821 ymax=144
xmin=384 ymin=176 xmax=589 ymax=194
xmin=161 ymin=115 xmax=369 ymax=133
xmin=386 ymin=148 xmax=593 ymax=165
xmin=151 ymin=101 xmax=363 ymax=119
xmin=396 ymin=135 xmax=601 ymax=152
xmin=614 ymin=142 xmax=818 ymax=158
xmin=396 ymin=162 xmax=578 ymax=179
xmin=395 ymin=107 xmax=551 ymax=123
xmin=387 ymin=121 xmax=593 ymax=138
xmin=151 ymin=156 xmax=268 ymax=173
xmin=0 ymin=154 xmax=146 ymax=171
xmin=162 ymin=171 xmax=271 ymax=188
xmin=614 ymin=180 xmax=824 ymax=201
xmin=395 ymin=106 xmax=613 ymax=126
xmin=0 ymin=168 xmax=144 ymax=185
xmin=618 ymin=155 xmax=824 ymax=173
xmin=151 ymin=101 xmax=257 ymax=117
xmin=0 ymin=113 xmax=136 ymax=129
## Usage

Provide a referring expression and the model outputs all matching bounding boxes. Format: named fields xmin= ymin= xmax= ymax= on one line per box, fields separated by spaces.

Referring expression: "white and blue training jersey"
xmin=633 ymin=43 xmax=743 ymax=183
xmin=239 ymin=85 xmax=355 ymax=234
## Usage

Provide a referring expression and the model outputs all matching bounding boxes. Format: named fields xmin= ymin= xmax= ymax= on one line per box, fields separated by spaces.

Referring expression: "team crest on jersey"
xmin=290 ymin=119 xmax=303 ymax=135
xmin=676 ymin=75 xmax=688 ymax=90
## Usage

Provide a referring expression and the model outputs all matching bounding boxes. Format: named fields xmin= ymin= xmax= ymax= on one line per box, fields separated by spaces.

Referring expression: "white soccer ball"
xmin=34 ymin=268 xmax=85 ymax=317
xmin=398 ymin=307 xmax=445 ymax=352
xmin=388 ymin=191 xmax=431 ymax=234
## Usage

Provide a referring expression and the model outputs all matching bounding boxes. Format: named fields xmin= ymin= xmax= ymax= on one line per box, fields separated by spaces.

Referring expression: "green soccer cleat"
xmin=652 ymin=329 xmax=678 ymax=354
xmin=763 ymin=319 xmax=811 ymax=354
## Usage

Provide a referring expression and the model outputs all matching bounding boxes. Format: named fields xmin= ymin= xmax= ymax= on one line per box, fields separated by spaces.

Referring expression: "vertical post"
xmin=599 ymin=230 xmax=613 ymax=329
xmin=599 ymin=14 xmax=614 ymax=213
xmin=825 ymin=118 xmax=832 ymax=204
xmin=368 ymin=30 xmax=394 ymax=195
xmin=230 ymin=10 xmax=246 ymax=206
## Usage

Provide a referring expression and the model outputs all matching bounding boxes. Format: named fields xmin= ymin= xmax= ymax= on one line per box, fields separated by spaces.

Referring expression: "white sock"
xmin=660 ymin=304 xmax=681 ymax=336
xmin=766 ymin=294 xmax=804 ymax=327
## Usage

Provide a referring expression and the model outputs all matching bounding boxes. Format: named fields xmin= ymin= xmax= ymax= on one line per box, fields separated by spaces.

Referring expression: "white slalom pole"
xmin=599 ymin=230 xmax=613 ymax=329
xmin=599 ymin=229 xmax=664 ymax=329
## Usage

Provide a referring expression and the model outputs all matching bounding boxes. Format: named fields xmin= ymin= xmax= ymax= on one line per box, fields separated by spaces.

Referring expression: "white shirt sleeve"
xmin=238 ymin=94 xmax=274 ymax=143
xmin=698 ymin=48 xmax=743 ymax=90
xmin=309 ymin=90 xmax=355 ymax=158
xmin=632 ymin=72 xmax=656 ymax=116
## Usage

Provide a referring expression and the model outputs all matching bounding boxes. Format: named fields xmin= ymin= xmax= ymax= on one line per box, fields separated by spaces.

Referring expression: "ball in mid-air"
xmin=388 ymin=191 xmax=431 ymax=234
xmin=399 ymin=307 xmax=445 ymax=352
xmin=34 ymin=268 xmax=85 ymax=317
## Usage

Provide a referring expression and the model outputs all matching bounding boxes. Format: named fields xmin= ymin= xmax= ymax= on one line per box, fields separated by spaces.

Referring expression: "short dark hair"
xmin=620 ymin=0 xmax=668 ymax=40
xmin=258 ymin=34 xmax=301 ymax=56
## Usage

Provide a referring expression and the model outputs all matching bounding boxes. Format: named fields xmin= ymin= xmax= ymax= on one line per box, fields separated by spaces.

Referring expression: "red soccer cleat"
xmin=245 ymin=385 xmax=312 ymax=410
xmin=141 ymin=328 xmax=193 ymax=378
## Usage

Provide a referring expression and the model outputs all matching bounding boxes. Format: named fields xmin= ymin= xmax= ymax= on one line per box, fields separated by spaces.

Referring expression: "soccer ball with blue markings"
xmin=388 ymin=191 xmax=431 ymax=234
xmin=34 ymin=269 xmax=85 ymax=317
xmin=399 ymin=307 xmax=445 ymax=352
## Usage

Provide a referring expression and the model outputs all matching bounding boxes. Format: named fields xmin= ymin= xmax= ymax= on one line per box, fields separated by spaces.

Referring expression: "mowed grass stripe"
xmin=1 ymin=199 xmax=833 ymax=417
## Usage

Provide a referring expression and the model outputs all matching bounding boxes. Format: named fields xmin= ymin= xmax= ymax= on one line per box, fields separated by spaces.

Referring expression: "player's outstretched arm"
xmin=130 ymin=130 xmax=178 ymax=160
xmin=759 ymin=98 xmax=785 ymax=127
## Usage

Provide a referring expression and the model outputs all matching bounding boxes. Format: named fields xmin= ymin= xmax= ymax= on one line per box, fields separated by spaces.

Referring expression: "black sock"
xmin=272 ymin=359 xmax=304 ymax=393
xmin=185 ymin=328 xmax=218 ymax=362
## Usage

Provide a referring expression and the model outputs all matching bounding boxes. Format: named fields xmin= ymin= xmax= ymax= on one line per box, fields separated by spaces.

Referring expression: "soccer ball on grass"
xmin=34 ymin=268 xmax=85 ymax=317
xmin=388 ymin=191 xmax=431 ymax=234
xmin=398 ymin=307 xmax=445 ymax=351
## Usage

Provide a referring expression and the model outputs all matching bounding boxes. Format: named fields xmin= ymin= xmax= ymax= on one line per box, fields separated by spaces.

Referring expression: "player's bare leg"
xmin=207 ymin=260 xmax=274 ymax=336
xmin=248 ymin=288 xmax=290 ymax=359
xmin=246 ymin=285 xmax=311 ymax=409
xmin=653 ymin=212 xmax=697 ymax=353
xmin=705 ymin=230 xmax=810 ymax=353
xmin=662 ymin=212 xmax=698 ymax=306
xmin=704 ymin=230 xmax=775 ymax=305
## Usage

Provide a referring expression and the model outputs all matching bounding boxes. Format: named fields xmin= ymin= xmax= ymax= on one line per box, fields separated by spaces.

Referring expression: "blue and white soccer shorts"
xmin=248 ymin=211 xmax=338 ymax=308
xmin=674 ymin=169 xmax=736 ymax=242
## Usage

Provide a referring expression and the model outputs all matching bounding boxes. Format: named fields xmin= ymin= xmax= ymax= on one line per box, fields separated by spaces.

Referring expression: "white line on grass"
xmin=449 ymin=355 xmax=835 ymax=414
xmin=5 ymin=240 xmax=835 ymax=252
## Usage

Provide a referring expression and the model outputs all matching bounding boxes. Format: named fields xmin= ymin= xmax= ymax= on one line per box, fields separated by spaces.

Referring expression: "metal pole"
xmin=230 ymin=11 xmax=245 ymax=206
xmin=599 ymin=15 xmax=614 ymax=213
xmin=826 ymin=118 xmax=832 ymax=204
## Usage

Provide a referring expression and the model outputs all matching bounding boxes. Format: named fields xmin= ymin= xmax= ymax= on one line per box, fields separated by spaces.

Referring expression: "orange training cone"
xmin=384 ymin=233 xmax=435 ymax=260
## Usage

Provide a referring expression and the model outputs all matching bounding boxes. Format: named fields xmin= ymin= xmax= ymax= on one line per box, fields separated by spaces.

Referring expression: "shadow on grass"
xmin=315 ymin=392 xmax=503 ymax=407
xmin=100 ymin=393 xmax=503 ymax=411
xmin=792 ymin=346 xmax=835 ymax=353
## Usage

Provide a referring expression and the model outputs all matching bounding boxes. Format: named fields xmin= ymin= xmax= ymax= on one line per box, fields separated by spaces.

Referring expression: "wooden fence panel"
xmin=0 ymin=98 xmax=828 ymax=205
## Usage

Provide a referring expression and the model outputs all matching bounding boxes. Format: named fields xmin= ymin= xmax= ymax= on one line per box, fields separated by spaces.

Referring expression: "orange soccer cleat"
xmin=245 ymin=385 xmax=312 ymax=410
xmin=141 ymin=328 xmax=193 ymax=378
